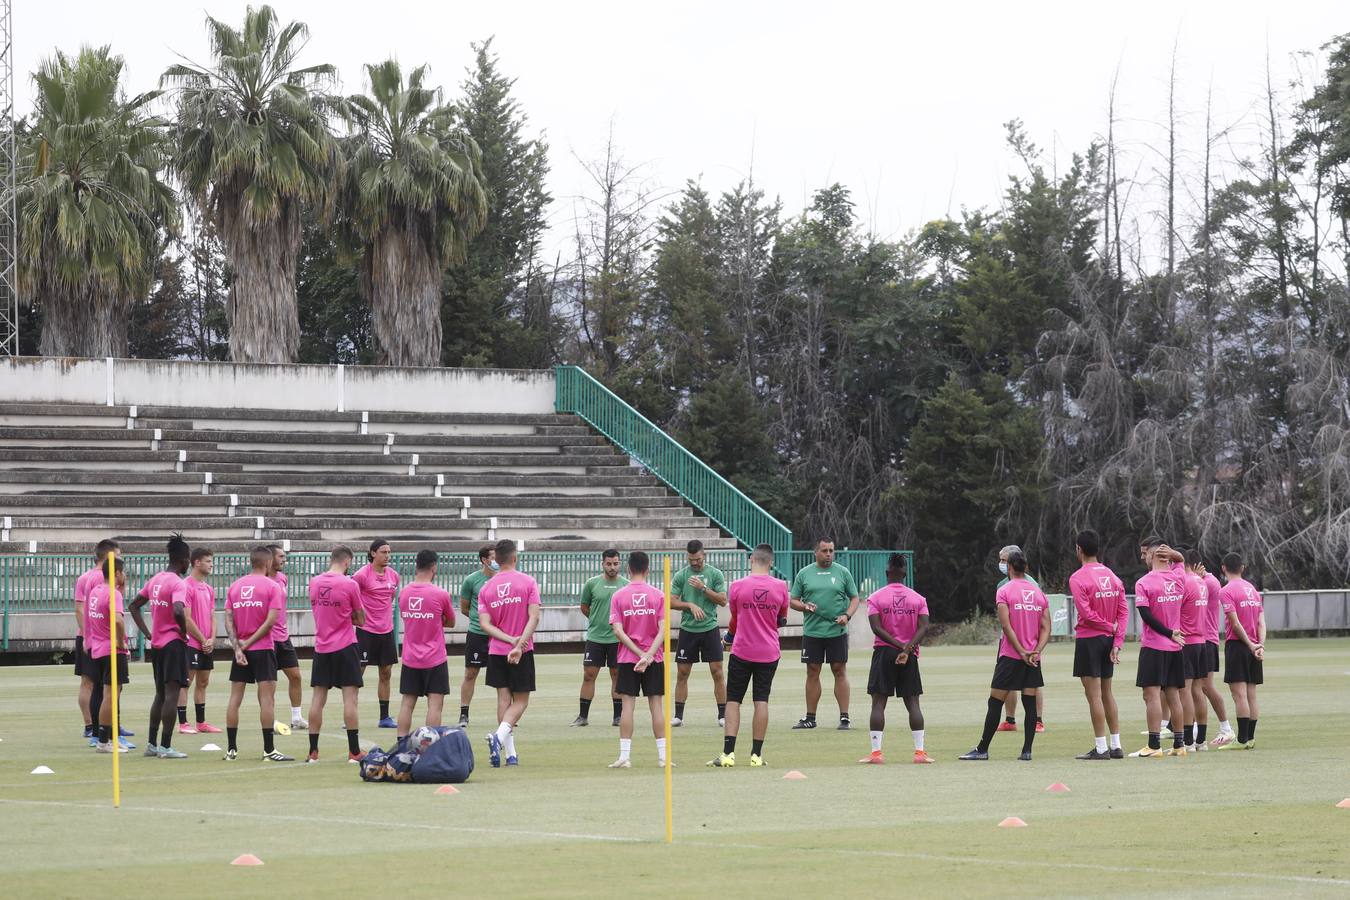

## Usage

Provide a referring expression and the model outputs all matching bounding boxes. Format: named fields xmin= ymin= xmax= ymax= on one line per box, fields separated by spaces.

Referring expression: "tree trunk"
xmin=36 ymin=280 xmax=130 ymax=358
xmin=368 ymin=224 xmax=442 ymax=367
xmin=218 ymin=192 xmax=302 ymax=364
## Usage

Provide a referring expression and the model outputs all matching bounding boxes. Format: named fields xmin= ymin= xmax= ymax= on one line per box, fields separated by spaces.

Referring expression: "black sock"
xmin=309 ymin=733 xmax=320 ymax=754
xmin=805 ymin=711 xmax=816 ymax=722
xmin=1021 ymin=695 xmax=1037 ymax=754
xmin=263 ymin=728 xmax=275 ymax=754
xmin=1248 ymin=719 xmax=1257 ymax=741
xmin=159 ymin=727 xmax=173 ymax=750
xmin=177 ymin=705 xmax=188 ymax=725
xmin=195 ymin=703 xmax=206 ymax=724
xmin=83 ymin=723 xmax=93 ymax=736
xmin=978 ymin=697 xmax=1002 ymax=752
xmin=1035 ymin=716 xmax=1043 ymax=725
xmin=459 ymin=705 xmax=469 ymax=720
xmin=1183 ymin=724 xmax=1194 ymax=746
xmin=717 ymin=703 xmax=727 ymax=720
xmin=675 ymin=702 xmax=686 ymax=720
xmin=1237 ymin=717 xmax=1250 ymax=743
xmin=347 ymin=729 xmax=361 ymax=755
xmin=1196 ymin=723 xmax=1208 ymax=743
xmin=840 ymin=711 xmax=850 ymax=722
xmin=1005 ymin=715 xmax=1016 ymax=725
xmin=1148 ymin=731 xmax=1161 ymax=750
xmin=147 ymin=721 xmax=159 ymax=748
xmin=579 ymin=698 xmax=592 ymax=718
xmin=379 ymin=700 xmax=390 ymax=719
xmin=227 ymin=727 xmax=238 ymax=753
xmin=99 ymin=724 xmax=112 ymax=743
xmin=724 ymin=735 xmax=736 ymax=755
xmin=1173 ymin=727 xmax=1184 ymax=748
xmin=612 ymin=698 xmax=622 ymax=719
xmin=751 ymin=739 xmax=764 ymax=757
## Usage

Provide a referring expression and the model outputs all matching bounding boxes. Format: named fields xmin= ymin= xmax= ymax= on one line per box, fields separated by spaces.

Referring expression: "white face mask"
xmin=489 ymin=560 xmax=500 ymax=572
xmin=998 ymin=562 xmax=1009 ymax=575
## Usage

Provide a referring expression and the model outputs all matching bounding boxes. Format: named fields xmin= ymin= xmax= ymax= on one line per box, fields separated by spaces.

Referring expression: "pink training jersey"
xmin=608 ymin=582 xmax=666 ymax=665
xmin=1180 ymin=573 xmax=1207 ymax=645
xmin=866 ymin=582 xmax=928 ymax=654
xmin=399 ymin=582 xmax=454 ymax=668
xmin=226 ymin=574 xmax=282 ymax=651
xmin=85 ymin=584 xmax=127 ymax=659
xmin=1068 ymin=563 xmax=1128 ymax=648
xmin=1134 ymin=569 xmax=1186 ymax=651
xmin=996 ymin=579 xmax=1048 ymax=659
xmin=352 ymin=564 xmax=400 ymax=635
xmin=1201 ymin=573 xmax=1223 ymax=643
xmin=478 ymin=570 xmax=542 ymax=655
xmin=174 ymin=578 xmax=216 ymax=650
xmin=143 ymin=570 xmax=185 ymax=649
xmin=1219 ymin=577 xmax=1264 ymax=644
xmin=728 ymin=574 xmax=790 ymax=663
xmin=309 ymin=571 xmax=363 ymax=653
xmin=270 ymin=572 xmax=290 ymax=643
xmin=76 ymin=566 xmax=108 ymax=636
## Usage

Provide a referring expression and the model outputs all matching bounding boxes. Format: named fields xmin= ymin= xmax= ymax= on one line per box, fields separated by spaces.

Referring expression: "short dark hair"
xmin=330 ymin=545 xmax=354 ymax=564
xmin=1183 ymin=546 xmax=1203 ymax=567
xmin=368 ymin=539 xmax=390 ymax=561
xmin=94 ymin=539 xmax=120 ymax=559
xmin=250 ymin=546 xmax=273 ymax=569
xmin=477 ymin=545 xmax=494 ymax=562
xmin=1221 ymin=552 xmax=1243 ymax=573
xmin=816 ymin=537 xmax=835 ymax=548
xmin=628 ymin=550 xmax=650 ymax=574
xmin=110 ymin=556 xmax=127 ymax=575
xmin=1075 ymin=529 xmax=1100 ymax=558
xmin=886 ymin=552 xmax=908 ymax=578
xmin=602 ymin=548 xmax=620 ymax=560
xmin=686 ymin=540 xmax=704 ymax=555
xmin=1140 ymin=534 xmax=1166 ymax=549
xmin=266 ymin=543 xmax=283 ymax=553
xmin=495 ymin=539 xmax=517 ymax=563
xmin=415 ymin=549 xmax=438 ymax=571
xmin=166 ymin=533 xmax=191 ymax=563
xmin=749 ymin=545 xmax=774 ymax=566
xmin=190 ymin=547 xmax=213 ymax=564
xmin=1007 ymin=550 xmax=1028 ymax=574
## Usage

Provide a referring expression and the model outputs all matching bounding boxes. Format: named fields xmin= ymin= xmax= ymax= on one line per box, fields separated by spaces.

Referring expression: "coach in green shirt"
xmin=572 ymin=549 xmax=628 ymax=727
xmin=790 ymin=539 xmax=860 ymax=730
xmin=671 ymin=539 xmax=728 ymax=727
xmin=457 ymin=545 xmax=496 ymax=727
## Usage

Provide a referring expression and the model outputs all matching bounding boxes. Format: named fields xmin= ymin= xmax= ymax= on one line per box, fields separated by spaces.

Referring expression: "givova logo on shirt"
xmin=1097 ymin=576 xmax=1113 ymax=591
xmin=632 ymin=594 xmax=647 ymax=607
xmin=1162 ymin=579 xmax=1181 ymax=596
xmin=403 ymin=595 xmax=436 ymax=620
xmin=241 ymin=586 xmax=255 ymax=600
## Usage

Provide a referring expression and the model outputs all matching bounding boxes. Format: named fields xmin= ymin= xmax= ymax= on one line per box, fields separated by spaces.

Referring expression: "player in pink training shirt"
xmin=1068 ymin=529 xmax=1128 ymax=760
xmin=1217 ymin=551 xmax=1266 ymax=749
xmin=708 ymin=545 xmax=789 ymax=768
xmin=128 ymin=535 xmax=195 ymax=758
xmin=396 ymin=550 xmax=456 ymax=746
xmin=1128 ymin=540 xmax=1189 ymax=758
xmin=306 ymin=546 xmax=367 ymax=764
xmin=960 ymin=550 xmax=1049 ymax=761
xmin=222 ymin=546 xmax=286 ymax=762
xmin=175 ymin=548 xmax=220 ymax=735
xmin=607 ymin=551 xmax=668 ymax=769
xmin=268 ymin=545 xmax=307 ymax=732
xmin=860 ymin=554 xmax=932 ymax=766
xmin=478 ymin=539 xmax=541 ymax=768
xmin=1189 ymin=550 xmax=1234 ymax=747
xmin=86 ymin=557 xmax=130 ymax=753
xmin=353 ymin=539 xmax=401 ymax=730
xmin=75 ymin=539 xmax=120 ymax=744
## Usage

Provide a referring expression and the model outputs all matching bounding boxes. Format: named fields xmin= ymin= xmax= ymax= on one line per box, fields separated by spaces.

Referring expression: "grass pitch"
xmin=2 ymin=639 xmax=1349 ymax=898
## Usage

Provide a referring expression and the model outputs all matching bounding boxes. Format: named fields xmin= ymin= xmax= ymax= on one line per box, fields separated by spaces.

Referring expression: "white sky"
xmin=15 ymin=0 xmax=1347 ymax=257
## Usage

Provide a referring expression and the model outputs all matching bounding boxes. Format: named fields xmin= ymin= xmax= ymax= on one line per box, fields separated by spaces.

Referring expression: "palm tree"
xmin=163 ymin=5 xmax=339 ymax=363
xmin=341 ymin=60 xmax=487 ymax=367
xmin=18 ymin=46 xmax=177 ymax=357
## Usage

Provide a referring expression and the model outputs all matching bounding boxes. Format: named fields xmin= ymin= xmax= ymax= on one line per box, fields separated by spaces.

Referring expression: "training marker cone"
xmin=783 ymin=770 xmax=807 ymax=780
xmin=435 ymin=785 xmax=460 ymax=795
xmin=201 ymin=743 xmax=221 ymax=752
xmin=998 ymin=817 xmax=1028 ymax=828
xmin=1336 ymin=799 xmax=1350 ymax=809
xmin=1045 ymin=782 xmax=1070 ymax=793
xmin=30 ymin=765 xmax=54 ymax=775
xmin=230 ymin=854 xmax=264 ymax=866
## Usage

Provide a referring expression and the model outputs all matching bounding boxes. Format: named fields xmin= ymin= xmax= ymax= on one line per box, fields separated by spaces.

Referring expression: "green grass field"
xmin=3 ymin=639 xmax=1348 ymax=898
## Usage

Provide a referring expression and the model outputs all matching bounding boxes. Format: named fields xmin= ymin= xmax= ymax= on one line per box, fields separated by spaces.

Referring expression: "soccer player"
xmin=1128 ymin=542 xmax=1189 ymax=758
xmin=479 ymin=539 xmax=541 ymax=768
xmin=574 ymin=549 xmax=627 ymax=727
xmin=671 ymin=539 xmax=728 ymax=727
xmin=129 ymin=535 xmax=196 ymax=758
xmin=396 ymin=550 xmax=455 ymax=745
xmin=175 ymin=548 xmax=221 ymax=735
xmin=75 ymin=539 xmax=120 ymax=746
xmin=607 ymin=551 xmax=667 ymax=768
xmin=859 ymin=553 xmax=933 ymax=765
xmin=997 ymin=544 xmax=1044 ymax=734
xmin=457 ymin=545 xmax=496 ymax=726
xmin=86 ymin=557 xmax=130 ymax=753
xmin=790 ymin=538 xmax=860 ymax=730
xmin=353 ymin=538 xmax=401 ymax=729
xmin=306 ymin=546 xmax=367 ymax=764
xmin=959 ymin=550 xmax=1049 ymax=761
xmin=222 ymin=546 xmax=288 ymax=761
xmin=1191 ymin=552 xmax=1235 ymax=747
xmin=268 ymin=545 xmax=307 ymax=734
xmin=708 ymin=544 xmax=789 ymax=768
xmin=1218 ymin=552 xmax=1266 ymax=749
xmin=1068 ymin=530 xmax=1128 ymax=760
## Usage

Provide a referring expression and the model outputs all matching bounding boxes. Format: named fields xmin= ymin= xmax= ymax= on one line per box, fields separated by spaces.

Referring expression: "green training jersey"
xmin=580 ymin=574 xmax=628 ymax=643
xmin=671 ymin=564 xmax=727 ymax=633
xmin=460 ymin=569 xmax=491 ymax=636
xmin=792 ymin=562 xmax=860 ymax=639
xmin=996 ymin=574 xmax=1040 ymax=590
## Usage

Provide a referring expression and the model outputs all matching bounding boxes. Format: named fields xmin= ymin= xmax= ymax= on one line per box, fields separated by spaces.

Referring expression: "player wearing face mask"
xmin=996 ymin=545 xmax=1043 ymax=734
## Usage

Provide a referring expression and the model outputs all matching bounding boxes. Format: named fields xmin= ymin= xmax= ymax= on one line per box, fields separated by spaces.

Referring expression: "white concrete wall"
xmin=0 ymin=357 xmax=556 ymax=414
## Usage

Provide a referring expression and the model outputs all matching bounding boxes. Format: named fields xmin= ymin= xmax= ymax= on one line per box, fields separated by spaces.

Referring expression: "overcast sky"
xmin=14 ymin=1 xmax=1346 ymax=256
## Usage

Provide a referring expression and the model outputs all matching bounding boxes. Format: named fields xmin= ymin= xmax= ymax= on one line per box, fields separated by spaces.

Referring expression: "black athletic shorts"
xmin=73 ymin=635 xmax=85 ymax=676
xmin=230 ymin=647 xmax=278 ymax=684
xmin=991 ymin=655 xmax=1044 ymax=691
xmin=616 ymin=661 xmax=665 ymax=697
xmin=274 ymin=638 xmax=300 ymax=670
xmin=357 ymin=628 xmax=399 ymax=667
xmin=676 ymin=628 xmax=723 ymax=664
xmin=486 ymin=651 xmax=536 ymax=693
xmin=1223 ymin=642 xmax=1264 ymax=685
xmin=463 ymin=631 xmax=489 ymax=668
xmin=1072 ymin=635 xmax=1115 ymax=679
xmin=726 ymin=654 xmax=778 ymax=704
xmin=583 ymin=640 xmax=620 ymax=669
xmin=1182 ymin=643 xmax=1209 ymax=680
xmin=400 ymin=661 xmax=451 ymax=697
xmin=189 ymin=647 xmax=214 ymax=670
xmin=1204 ymin=640 xmax=1220 ymax=674
xmin=1135 ymin=646 xmax=1185 ymax=688
xmin=152 ymin=639 xmax=191 ymax=689
xmin=867 ymin=646 xmax=923 ymax=697
xmin=801 ymin=634 xmax=849 ymax=665
xmin=311 ymin=643 xmax=363 ymax=689
xmin=87 ymin=653 xmax=130 ymax=686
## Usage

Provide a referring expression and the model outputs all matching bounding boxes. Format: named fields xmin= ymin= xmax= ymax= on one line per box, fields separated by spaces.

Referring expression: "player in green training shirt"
xmin=790 ymin=539 xmax=860 ymax=730
xmin=457 ymin=546 xmax=496 ymax=726
xmin=573 ymin=549 xmax=628 ymax=727
xmin=671 ymin=539 xmax=728 ymax=727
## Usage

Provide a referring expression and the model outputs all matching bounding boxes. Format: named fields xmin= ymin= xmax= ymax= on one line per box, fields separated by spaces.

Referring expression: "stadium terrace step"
xmin=0 ymin=537 xmax=738 ymax=554
xmin=0 ymin=472 xmax=210 ymax=494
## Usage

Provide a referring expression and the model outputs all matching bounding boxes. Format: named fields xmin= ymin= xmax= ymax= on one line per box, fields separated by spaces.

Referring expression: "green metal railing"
xmin=555 ymin=365 xmax=793 ymax=556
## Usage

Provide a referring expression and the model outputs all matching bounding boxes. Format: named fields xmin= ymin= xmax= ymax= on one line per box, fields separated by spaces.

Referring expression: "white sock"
xmin=1219 ymin=720 xmax=1233 ymax=734
xmin=291 ymin=706 xmax=302 ymax=719
xmin=494 ymin=721 xmax=512 ymax=743
xmin=911 ymin=730 xmax=924 ymax=752
xmin=504 ymin=732 xmax=517 ymax=758
xmin=1161 ymin=719 xmax=1170 ymax=731
xmin=655 ymin=737 xmax=666 ymax=763
xmin=619 ymin=738 xmax=632 ymax=761
xmin=1095 ymin=735 xmax=1108 ymax=754
xmin=1109 ymin=733 xmax=1121 ymax=750
xmin=870 ymin=730 xmax=883 ymax=752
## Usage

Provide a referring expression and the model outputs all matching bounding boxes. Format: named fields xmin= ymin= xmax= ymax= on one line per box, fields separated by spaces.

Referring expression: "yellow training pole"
xmin=105 ymin=554 xmax=121 ymax=808
xmin=662 ymin=556 xmax=673 ymax=844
